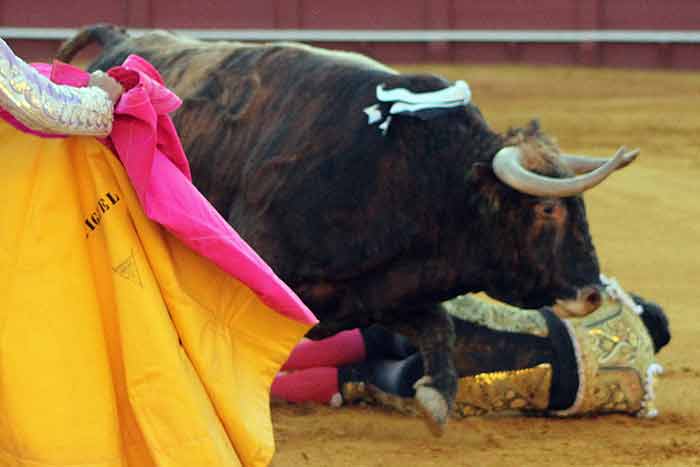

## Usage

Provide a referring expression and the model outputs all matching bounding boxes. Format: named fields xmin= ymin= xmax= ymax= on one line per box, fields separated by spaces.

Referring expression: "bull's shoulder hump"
xmin=130 ymin=31 xmax=395 ymax=74
xmin=133 ymin=30 xmax=246 ymax=55
xmin=270 ymin=41 xmax=398 ymax=74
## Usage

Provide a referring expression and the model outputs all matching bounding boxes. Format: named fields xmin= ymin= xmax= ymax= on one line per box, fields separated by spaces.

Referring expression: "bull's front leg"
xmin=382 ymin=303 xmax=457 ymax=436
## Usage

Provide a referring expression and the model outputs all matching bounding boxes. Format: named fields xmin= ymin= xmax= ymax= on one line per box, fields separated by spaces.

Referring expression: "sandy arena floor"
xmin=270 ymin=64 xmax=700 ymax=467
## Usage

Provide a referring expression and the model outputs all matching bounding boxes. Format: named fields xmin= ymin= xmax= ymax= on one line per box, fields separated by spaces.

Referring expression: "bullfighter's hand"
xmin=89 ymin=70 xmax=123 ymax=106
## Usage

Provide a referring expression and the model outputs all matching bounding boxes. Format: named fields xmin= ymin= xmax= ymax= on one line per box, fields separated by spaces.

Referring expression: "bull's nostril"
xmin=581 ymin=287 xmax=602 ymax=309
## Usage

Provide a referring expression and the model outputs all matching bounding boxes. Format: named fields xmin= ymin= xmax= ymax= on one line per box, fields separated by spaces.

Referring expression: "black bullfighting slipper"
xmin=337 ymin=353 xmax=424 ymax=406
xmin=360 ymin=325 xmax=417 ymax=361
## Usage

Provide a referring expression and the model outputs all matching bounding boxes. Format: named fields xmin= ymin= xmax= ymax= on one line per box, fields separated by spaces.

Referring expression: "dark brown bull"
xmin=57 ymin=24 xmax=639 ymax=431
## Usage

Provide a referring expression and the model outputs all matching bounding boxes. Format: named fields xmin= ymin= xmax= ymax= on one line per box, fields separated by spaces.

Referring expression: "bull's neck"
xmin=451 ymin=315 xmax=556 ymax=376
xmin=407 ymin=129 xmax=505 ymax=302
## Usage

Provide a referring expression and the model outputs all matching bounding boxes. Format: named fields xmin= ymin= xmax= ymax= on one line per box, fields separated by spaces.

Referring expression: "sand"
xmin=270 ymin=64 xmax=700 ymax=467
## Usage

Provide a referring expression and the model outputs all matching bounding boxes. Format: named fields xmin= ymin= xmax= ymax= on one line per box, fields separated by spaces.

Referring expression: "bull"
xmin=57 ymin=24 xmax=639 ymax=431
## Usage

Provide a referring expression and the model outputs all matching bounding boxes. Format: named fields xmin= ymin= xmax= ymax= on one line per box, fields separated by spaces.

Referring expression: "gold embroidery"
xmin=444 ymin=294 xmax=549 ymax=337
xmin=454 ymin=364 xmax=552 ymax=417
xmin=555 ymin=296 xmax=659 ymax=417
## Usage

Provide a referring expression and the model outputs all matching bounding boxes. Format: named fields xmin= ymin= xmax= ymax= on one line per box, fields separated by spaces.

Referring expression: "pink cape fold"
xmin=2 ymin=57 xmax=317 ymax=326
xmin=110 ymin=55 xmax=317 ymax=326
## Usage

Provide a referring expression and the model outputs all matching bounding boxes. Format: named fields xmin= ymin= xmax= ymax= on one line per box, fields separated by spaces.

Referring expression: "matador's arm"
xmin=0 ymin=38 xmax=116 ymax=136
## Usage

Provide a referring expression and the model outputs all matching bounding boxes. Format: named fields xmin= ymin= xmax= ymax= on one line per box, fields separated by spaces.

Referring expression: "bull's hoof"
xmin=413 ymin=376 xmax=449 ymax=437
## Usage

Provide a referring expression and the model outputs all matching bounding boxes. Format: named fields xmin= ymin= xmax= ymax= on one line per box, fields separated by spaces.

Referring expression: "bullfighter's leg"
xmin=272 ymin=325 xmax=419 ymax=406
xmin=382 ymin=303 xmax=458 ymax=435
xmin=282 ymin=329 xmax=366 ymax=371
xmin=283 ymin=325 xmax=416 ymax=371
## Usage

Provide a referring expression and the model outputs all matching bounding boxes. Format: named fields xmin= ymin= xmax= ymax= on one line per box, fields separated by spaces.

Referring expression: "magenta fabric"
xmin=0 ymin=56 xmax=317 ymax=326
xmin=47 ymin=60 xmax=91 ymax=87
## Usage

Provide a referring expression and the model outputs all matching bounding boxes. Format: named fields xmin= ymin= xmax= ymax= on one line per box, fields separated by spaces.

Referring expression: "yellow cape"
xmin=0 ymin=120 xmax=310 ymax=466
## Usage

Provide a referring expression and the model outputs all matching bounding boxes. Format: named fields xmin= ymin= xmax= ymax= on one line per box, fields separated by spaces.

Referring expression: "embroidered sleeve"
xmin=444 ymin=294 xmax=549 ymax=338
xmin=0 ymin=38 xmax=113 ymax=136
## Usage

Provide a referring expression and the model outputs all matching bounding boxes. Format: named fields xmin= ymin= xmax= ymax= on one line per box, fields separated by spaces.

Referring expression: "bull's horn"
xmin=560 ymin=149 xmax=639 ymax=174
xmin=492 ymin=146 xmax=636 ymax=197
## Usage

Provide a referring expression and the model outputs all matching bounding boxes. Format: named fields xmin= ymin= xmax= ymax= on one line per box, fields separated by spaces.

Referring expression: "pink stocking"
xmin=271 ymin=367 xmax=339 ymax=404
xmin=282 ymin=329 xmax=366 ymax=371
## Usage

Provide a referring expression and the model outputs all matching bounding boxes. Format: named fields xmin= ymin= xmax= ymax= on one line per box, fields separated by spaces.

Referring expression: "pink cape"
xmin=7 ymin=58 xmax=317 ymax=326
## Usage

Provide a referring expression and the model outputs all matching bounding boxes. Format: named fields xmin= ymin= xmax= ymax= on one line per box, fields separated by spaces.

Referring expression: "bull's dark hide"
xmin=56 ymin=25 xmax=613 ymax=430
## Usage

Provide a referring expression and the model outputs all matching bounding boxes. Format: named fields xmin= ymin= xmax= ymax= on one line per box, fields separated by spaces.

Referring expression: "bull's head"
xmin=469 ymin=121 xmax=638 ymax=309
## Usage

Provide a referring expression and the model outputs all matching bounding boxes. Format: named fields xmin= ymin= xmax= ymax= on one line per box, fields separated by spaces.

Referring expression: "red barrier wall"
xmin=3 ymin=0 xmax=700 ymax=68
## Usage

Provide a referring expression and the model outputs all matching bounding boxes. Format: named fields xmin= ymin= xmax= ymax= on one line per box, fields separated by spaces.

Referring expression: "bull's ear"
xmin=468 ymin=162 xmax=493 ymax=182
xmin=468 ymin=162 xmax=503 ymax=211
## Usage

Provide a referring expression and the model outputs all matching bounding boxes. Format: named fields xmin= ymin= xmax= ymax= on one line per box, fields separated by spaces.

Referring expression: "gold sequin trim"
xmin=554 ymin=296 xmax=658 ymax=417
xmin=454 ymin=363 xmax=552 ymax=417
